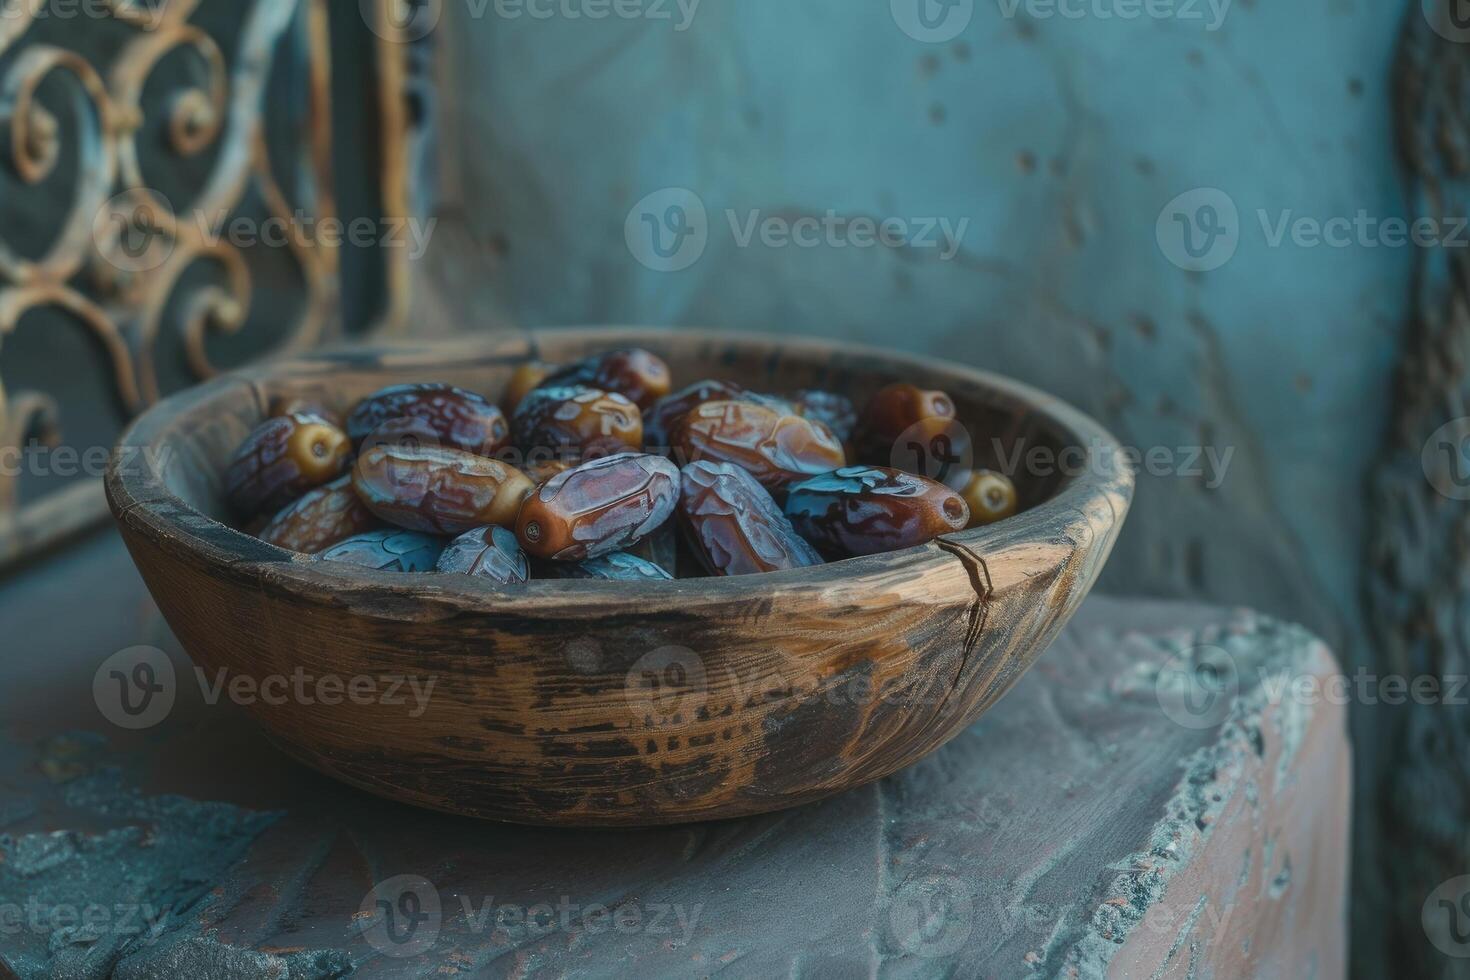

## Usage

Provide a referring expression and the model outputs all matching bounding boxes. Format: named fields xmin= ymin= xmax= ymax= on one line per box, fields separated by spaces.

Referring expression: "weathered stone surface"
xmin=0 ymin=535 xmax=1348 ymax=977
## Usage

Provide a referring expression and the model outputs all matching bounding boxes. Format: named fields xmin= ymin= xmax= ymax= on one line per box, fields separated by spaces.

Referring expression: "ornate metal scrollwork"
xmin=0 ymin=0 xmax=408 ymax=568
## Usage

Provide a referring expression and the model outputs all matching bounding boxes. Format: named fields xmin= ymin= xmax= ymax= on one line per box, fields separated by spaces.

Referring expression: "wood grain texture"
xmin=103 ymin=328 xmax=1133 ymax=826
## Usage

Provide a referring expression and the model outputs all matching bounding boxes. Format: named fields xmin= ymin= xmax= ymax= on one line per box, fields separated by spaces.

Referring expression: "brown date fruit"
xmin=961 ymin=469 xmax=1019 ymax=527
xmin=793 ymin=390 xmax=858 ymax=444
xmin=543 ymin=552 xmax=674 ymax=582
xmin=858 ymin=383 xmax=957 ymax=456
xmin=226 ymin=413 xmax=351 ymax=517
xmin=539 ymin=348 xmax=672 ymax=410
xmin=435 ymin=526 xmax=529 ymax=584
xmin=673 ymin=400 xmax=847 ymax=497
xmin=518 ymin=456 xmax=574 ymax=486
xmin=503 ymin=361 xmax=553 ymax=416
xmin=258 ymin=476 xmax=378 ymax=554
xmin=320 ymin=529 xmax=444 ymax=572
xmin=353 ymin=444 xmax=534 ymax=535
xmin=347 ymin=383 xmax=510 ymax=456
xmin=642 ymin=379 xmax=747 ymax=452
xmin=515 ymin=452 xmax=678 ymax=561
xmin=512 ymin=385 xmax=643 ymax=458
xmin=679 ymin=461 xmax=823 ymax=576
xmin=784 ymin=465 xmax=969 ymax=557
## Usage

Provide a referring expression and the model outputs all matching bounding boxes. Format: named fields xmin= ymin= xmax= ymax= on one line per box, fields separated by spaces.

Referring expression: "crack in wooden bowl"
xmin=104 ymin=328 xmax=1133 ymax=826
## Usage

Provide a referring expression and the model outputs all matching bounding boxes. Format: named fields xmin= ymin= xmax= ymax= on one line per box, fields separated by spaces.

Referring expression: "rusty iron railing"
xmin=0 ymin=0 xmax=419 ymax=569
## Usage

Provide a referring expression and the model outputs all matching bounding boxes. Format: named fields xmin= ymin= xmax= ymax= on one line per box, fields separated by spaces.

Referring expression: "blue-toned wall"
xmin=419 ymin=0 xmax=1413 ymax=971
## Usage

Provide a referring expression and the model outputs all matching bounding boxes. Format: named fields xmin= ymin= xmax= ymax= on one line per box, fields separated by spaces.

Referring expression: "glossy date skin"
xmin=320 ymin=529 xmax=444 ymax=572
xmin=515 ymin=452 xmax=679 ymax=561
xmin=545 ymin=551 xmax=674 ymax=582
xmin=436 ymin=526 xmax=530 ymax=584
xmin=857 ymin=382 xmax=958 ymax=457
xmin=784 ymin=465 xmax=970 ymax=557
xmin=353 ymin=445 xmax=534 ymax=535
xmin=258 ymin=476 xmax=378 ymax=554
xmin=540 ymin=348 xmax=672 ymax=410
xmin=502 ymin=361 xmax=552 ymax=415
xmin=512 ymin=385 xmax=643 ymax=458
xmin=793 ymin=390 xmax=857 ymax=444
xmin=642 ymin=379 xmax=746 ymax=452
xmin=673 ymin=400 xmax=847 ymax=497
xmin=961 ymin=469 xmax=1019 ymax=527
xmin=679 ymin=461 xmax=823 ymax=576
xmin=347 ymin=383 xmax=510 ymax=456
xmin=225 ymin=413 xmax=351 ymax=517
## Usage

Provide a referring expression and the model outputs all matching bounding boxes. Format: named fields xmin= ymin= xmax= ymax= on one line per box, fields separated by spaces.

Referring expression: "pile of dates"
xmin=223 ymin=348 xmax=1021 ymax=584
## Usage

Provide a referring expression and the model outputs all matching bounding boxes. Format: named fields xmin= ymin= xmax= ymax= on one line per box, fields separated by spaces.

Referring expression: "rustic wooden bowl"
xmin=105 ymin=328 xmax=1132 ymax=827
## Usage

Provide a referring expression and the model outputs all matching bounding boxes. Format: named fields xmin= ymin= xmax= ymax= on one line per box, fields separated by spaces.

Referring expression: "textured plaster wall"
xmin=420 ymin=0 xmax=1412 ymax=971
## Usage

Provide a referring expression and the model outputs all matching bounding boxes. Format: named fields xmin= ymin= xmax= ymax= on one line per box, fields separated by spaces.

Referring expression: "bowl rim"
xmin=105 ymin=327 xmax=1134 ymax=615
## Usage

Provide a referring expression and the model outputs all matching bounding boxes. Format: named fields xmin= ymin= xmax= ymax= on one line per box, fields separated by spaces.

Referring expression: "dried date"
xmin=436 ymin=526 xmax=530 ymax=584
xmin=347 ymin=383 xmax=510 ymax=456
xmin=540 ymin=348 xmax=672 ymax=410
xmin=515 ymin=452 xmax=678 ymax=561
xmin=784 ymin=465 xmax=969 ymax=557
xmin=960 ymin=469 xmax=1019 ymax=527
xmin=545 ymin=552 xmax=674 ymax=582
xmin=512 ymin=385 xmax=643 ymax=458
xmin=673 ymin=400 xmax=847 ymax=497
xmin=679 ymin=461 xmax=823 ymax=576
xmin=353 ymin=444 xmax=534 ymax=535
xmin=503 ymin=361 xmax=553 ymax=415
xmin=258 ymin=476 xmax=378 ymax=554
xmin=792 ymin=390 xmax=857 ymax=444
xmin=225 ymin=412 xmax=351 ymax=517
xmin=643 ymin=379 xmax=746 ymax=451
xmin=320 ymin=529 xmax=444 ymax=572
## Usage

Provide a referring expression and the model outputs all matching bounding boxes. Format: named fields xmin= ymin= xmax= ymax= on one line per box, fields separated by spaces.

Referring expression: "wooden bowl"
xmin=105 ymin=328 xmax=1132 ymax=826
